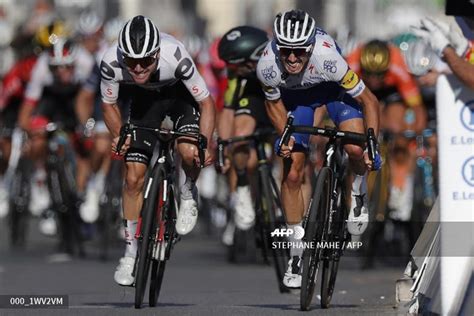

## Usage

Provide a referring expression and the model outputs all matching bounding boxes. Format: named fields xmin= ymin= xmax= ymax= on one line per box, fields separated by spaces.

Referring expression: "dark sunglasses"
xmin=49 ymin=64 xmax=74 ymax=71
xmin=277 ymin=45 xmax=312 ymax=58
xmin=362 ymin=70 xmax=386 ymax=78
xmin=123 ymin=51 xmax=159 ymax=68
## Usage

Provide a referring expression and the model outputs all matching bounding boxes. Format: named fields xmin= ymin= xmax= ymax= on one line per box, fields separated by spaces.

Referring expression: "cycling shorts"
xmin=279 ymin=82 xmax=363 ymax=151
xmin=125 ymin=82 xmax=200 ymax=165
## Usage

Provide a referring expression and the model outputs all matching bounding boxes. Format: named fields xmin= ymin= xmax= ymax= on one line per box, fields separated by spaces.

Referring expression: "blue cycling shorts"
xmin=279 ymin=82 xmax=363 ymax=151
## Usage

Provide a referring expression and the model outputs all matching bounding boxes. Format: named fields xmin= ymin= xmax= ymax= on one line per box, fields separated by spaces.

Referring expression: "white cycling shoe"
xmin=176 ymin=187 xmax=199 ymax=235
xmin=79 ymin=190 xmax=100 ymax=223
xmin=347 ymin=193 xmax=369 ymax=236
xmin=232 ymin=186 xmax=255 ymax=231
xmin=221 ymin=220 xmax=235 ymax=246
xmin=283 ymin=256 xmax=302 ymax=288
xmin=114 ymin=256 xmax=136 ymax=286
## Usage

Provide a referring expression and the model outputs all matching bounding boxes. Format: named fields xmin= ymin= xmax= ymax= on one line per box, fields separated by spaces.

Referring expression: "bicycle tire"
xmin=320 ymin=182 xmax=346 ymax=308
xmin=149 ymin=243 xmax=167 ymax=306
xmin=134 ymin=169 xmax=162 ymax=309
xmin=149 ymin=184 xmax=176 ymax=306
xmin=300 ymin=167 xmax=332 ymax=311
xmin=260 ymin=166 xmax=289 ymax=293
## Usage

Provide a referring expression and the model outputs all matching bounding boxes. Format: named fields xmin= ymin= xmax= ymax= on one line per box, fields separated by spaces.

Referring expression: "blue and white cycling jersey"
xmin=256 ymin=28 xmax=366 ymax=149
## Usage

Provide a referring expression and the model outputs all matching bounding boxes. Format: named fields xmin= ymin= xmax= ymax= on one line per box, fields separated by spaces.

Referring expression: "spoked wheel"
xmin=149 ymin=186 xmax=176 ymax=307
xmin=320 ymin=251 xmax=340 ymax=308
xmin=149 ymin=242 xmax=167 ymax=307
xmin=300 ymin=167 xmax=332 ymax=311
xmin=320 ymin=185 xmax=346 ymax=309
xmin=262 ymin=169 xmax=289 ymax=293
xmin=134 ymin=176 xmax=161 ymax=309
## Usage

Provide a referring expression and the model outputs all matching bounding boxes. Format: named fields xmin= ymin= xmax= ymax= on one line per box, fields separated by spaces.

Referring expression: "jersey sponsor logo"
xmin=106 ymin=87 xmax=113 ymax=96
xmin=100 ymin=61 xmax=114 ymax=80
xmin=322 ymin=41 xmax=332 ymax=48
xmin=261 ymin=65 xmax=277 ymax=81
xmin=323 ymin=60 xmax=337 ymax=73
xmin=192 ymin=85 xmax=199 ymax=94
xmin=226 ymin=30 xmax=241 ymax=41
xmin=340 ymin=69 xmax=359 ymax=90
xmin=239 ymin=98 xmax=249 ymax=107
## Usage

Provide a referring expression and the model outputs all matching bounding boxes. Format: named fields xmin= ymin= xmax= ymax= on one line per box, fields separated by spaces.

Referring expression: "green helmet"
xmin=391 ymin=32 xmax=417 ymax=52
xmin=218 ymin=26 xmax=268 ymax=64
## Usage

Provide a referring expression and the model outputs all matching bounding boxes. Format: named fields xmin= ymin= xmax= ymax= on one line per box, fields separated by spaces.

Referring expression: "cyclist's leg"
xmin=169 ymin=89 xmax=202 ymax=235
xmin=230 ymin=95 xmax=265 ymax=230
xmin=327 ymin=97 xmax=369 ymax=236
xmin=114 ymin=88 xmax=162 ymax=285
xmin=280 ymin=106 xmax=314 ymax=288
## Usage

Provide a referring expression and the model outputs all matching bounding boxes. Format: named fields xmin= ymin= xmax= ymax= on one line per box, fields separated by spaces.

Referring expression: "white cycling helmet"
xmin=118 ymin=15 xmax=160 ymax=58
xmin=273 ymin=10 xmax=316 ymax=47
xmin=403 ymin=38 xmax=436 ymax=76
xmin=104 ymin=17 xmax=125 ymax=44
xmin=77 ymin=11 xmax=103 ymax=36
xmin=48 ymin=38 xmax=76 ymax=66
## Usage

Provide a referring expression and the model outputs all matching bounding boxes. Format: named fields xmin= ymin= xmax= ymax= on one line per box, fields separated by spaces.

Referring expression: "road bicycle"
xmin=116 ymin=123 xmax=207 ymax=309
xmin=10 ymin=124 xmax=84 ymax=255
xmin=280 ymin=116 xmax=376 ymax=309
xmin=217 ymin=128 xmax=289 ymax=293
xmin=97 ymin=156 xmax=124 ymax=261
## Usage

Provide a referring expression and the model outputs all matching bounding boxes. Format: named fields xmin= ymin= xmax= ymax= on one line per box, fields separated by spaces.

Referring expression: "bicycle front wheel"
xmin=320 ymin=182 xmax=346 ymax=308
xmin=300 ymin=167 xmax=332 ymax=311
xmin=134 ymin=171 xmax=162 ymax=309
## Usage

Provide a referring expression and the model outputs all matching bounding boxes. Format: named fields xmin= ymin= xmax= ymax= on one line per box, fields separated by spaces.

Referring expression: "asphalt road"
xmin=0 ymin=217 xmax=403 ymax=316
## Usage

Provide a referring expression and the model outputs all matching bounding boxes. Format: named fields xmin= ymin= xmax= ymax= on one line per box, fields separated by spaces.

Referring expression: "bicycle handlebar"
xmin=216 ymin=128 xmax=276 ymax=169
xmin=367 ymin=128 xmax=377 ymax=162
xmin=280 ymin=116 xmax=373 ymax=160
xmin=116 ymin=123 xmax=208 ymax=168
xmin=281 ymin=116 xmax=366 ymax=145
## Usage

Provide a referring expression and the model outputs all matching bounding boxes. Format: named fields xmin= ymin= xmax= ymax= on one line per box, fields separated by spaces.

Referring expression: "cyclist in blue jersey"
xmin=257 ymin=10 xmax=381 ymax=288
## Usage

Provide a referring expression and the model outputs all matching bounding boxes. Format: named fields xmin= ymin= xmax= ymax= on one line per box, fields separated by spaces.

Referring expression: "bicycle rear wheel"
xmin=134 ymin=171 xmax=162 ymax=309
xmin=300 ymin=167 xmax=332 ymax=311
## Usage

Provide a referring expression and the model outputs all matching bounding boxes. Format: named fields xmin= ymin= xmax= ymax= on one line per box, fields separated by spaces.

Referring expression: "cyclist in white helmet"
xmin=100 ymin=15 xmax=215 ymax=286
xmin=257 ymin=9 xmax=381 ymax=288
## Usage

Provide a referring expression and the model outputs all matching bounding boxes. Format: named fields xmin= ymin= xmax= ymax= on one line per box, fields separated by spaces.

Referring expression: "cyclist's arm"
xmin=197 ymin=95 xmax=216 ymax=150
xmin=75 ymin=89 xmax=95 ymax=126
xmin=264 ymin=98 xmax=288 ymax=135
xmin=354 ymin=87 xmax=380 ymax=137
xmin=443 ymin=46 xmax=474 ymax=89
xmin=100 ymin=74 xmax=121 ymax=138
xmin=102 ymin=101 xmax=122 ymax=138
xmin=217 ymin=108 xmax=234 ymax=140
xmin=18 ymin=101 xmax=36 ymax=130
xmin=76 ymin=64 xmax=101 ymax=125
xmin=18 ymin=56 xmax=48 ymax=130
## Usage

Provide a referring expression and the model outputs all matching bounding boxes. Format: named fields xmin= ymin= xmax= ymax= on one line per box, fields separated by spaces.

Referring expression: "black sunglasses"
xmin=123 ymin=50 xmax=159 ymax=68
xmin=277 ymin=45 xmax=312 ymax=58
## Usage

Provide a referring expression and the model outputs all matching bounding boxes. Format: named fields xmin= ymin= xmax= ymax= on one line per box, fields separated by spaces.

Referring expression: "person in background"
xmin=412 ymin=17 xmax=474 ymax=89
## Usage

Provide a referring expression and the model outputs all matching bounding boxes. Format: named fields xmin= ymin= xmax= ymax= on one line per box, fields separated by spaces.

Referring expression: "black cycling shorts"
xmin=226 ymin=95 xmax=272 ymax=128
xmin=125 ymin=82 xmax=200 ymax=165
